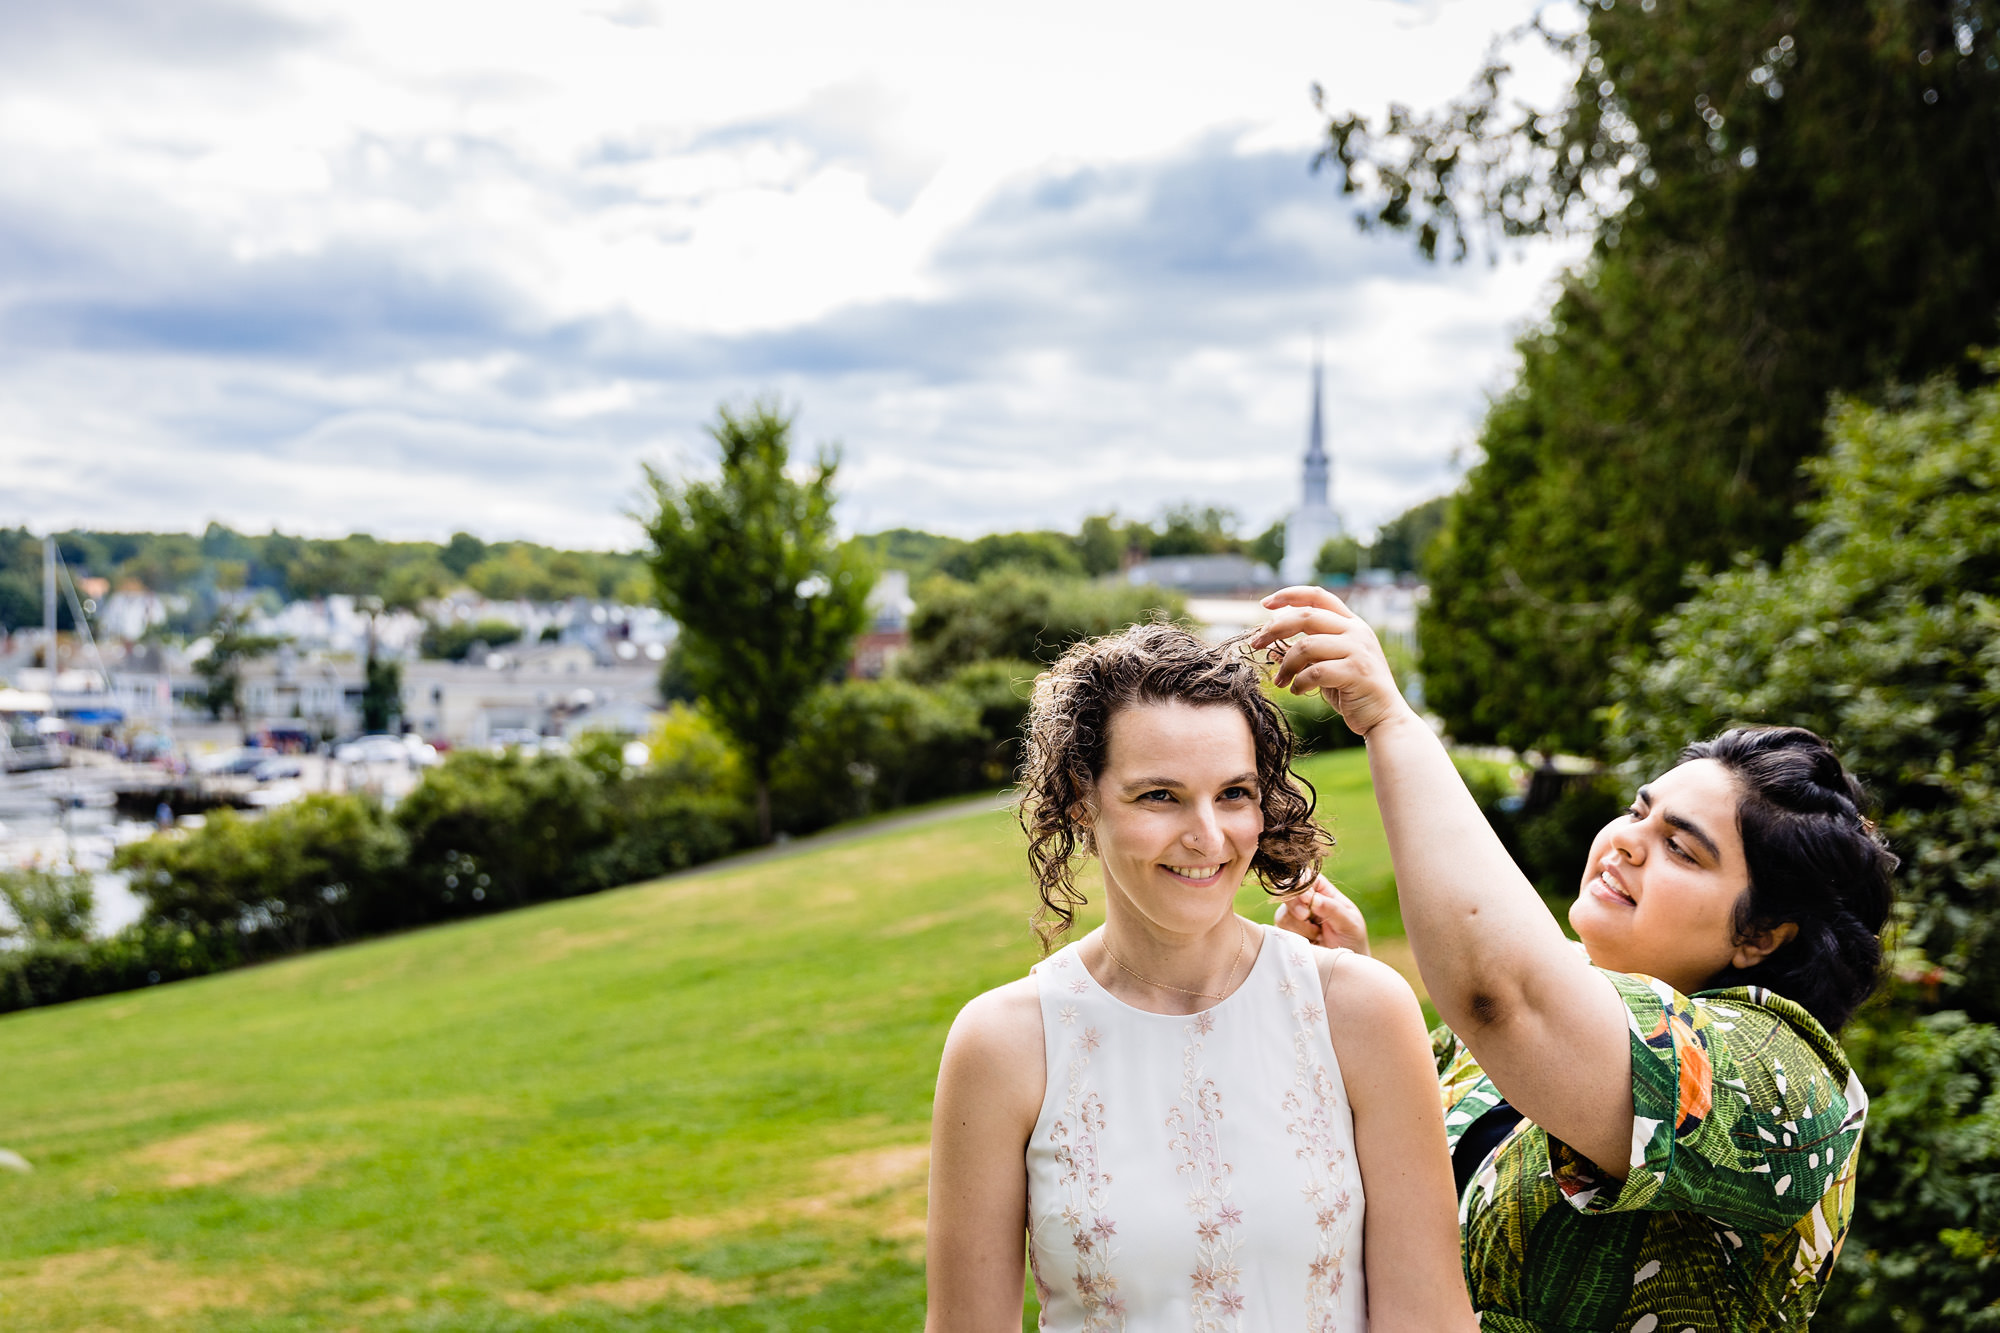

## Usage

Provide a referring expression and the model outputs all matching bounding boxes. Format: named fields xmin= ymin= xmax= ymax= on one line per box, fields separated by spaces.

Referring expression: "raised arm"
xmin=925 ymin=979 xmax=1046 ymax=1333
xmin=1320 ymin=950 xmax=1477 ymax=1333
xmin=1256 ymin=587 xmax=1636 ymax=1179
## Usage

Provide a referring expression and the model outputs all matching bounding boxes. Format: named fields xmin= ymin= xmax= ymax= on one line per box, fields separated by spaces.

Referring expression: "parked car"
xmin=487 ymin=728 xmax=546 ymax=754
xmin=191 ymin=746 xmax=274 ymax=776
xmin=335 ymin=733 xmax=440 ymax=767
xmin=252 ymin=755 xmax=305 ymax=783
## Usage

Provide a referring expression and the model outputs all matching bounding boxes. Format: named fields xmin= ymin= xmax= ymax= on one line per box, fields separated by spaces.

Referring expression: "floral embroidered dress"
xmin=1025 ymin=925 xmax=1366 ymax=1333
xmin=1440 ymin=970 xmax=1868 ymax=1333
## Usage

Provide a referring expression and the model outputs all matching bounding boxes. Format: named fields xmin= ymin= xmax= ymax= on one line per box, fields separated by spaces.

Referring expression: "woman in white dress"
xmin=926 ymin=623 xmax=1474 ymax=1332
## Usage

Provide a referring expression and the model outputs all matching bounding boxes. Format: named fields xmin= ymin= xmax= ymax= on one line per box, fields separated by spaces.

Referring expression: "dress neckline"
xmin=1060 ymin=920 xmax=1284 ymax=1021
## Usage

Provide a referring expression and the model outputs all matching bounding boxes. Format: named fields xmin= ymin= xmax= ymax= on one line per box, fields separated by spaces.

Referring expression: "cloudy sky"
xmin=0 ymin=0 xmax=1581 ymax=550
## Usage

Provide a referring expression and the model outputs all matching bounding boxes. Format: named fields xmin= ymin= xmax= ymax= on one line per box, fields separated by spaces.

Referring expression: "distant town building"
xmin=851 ymin=569 xmax=916 ymax=679
xmin=241 ymin=650 xmax=354 ymax=729
xmin=1280 ymin=347 xmax=1343 ymax=586
xmin=97 ymin=588 xmax=174 ymax=641
xmin=1122 ymin=554 xmax=1277 ymax=598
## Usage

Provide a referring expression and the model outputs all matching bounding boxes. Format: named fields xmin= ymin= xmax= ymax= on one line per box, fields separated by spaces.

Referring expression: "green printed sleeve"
xmin=1547 ymin=971 xmax=1867 ymax=1236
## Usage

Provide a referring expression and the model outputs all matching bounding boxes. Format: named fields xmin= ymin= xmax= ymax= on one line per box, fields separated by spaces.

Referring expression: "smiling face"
xmin=1089 ymin=700 xmax=1264 ymax=941
xmin=1568 ymin=756 xmax=1781 ymax=994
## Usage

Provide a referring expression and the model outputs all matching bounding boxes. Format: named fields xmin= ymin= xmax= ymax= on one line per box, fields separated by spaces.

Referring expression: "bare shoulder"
xmin=937 ymin=976 xmax=1047 ymax=1127
xmin=1317 ymin=949 xmax=1423 ymax=1025
xmin=944 ymin=975 xmax=1045 ymax=1066
xmin=1310 ymin=947 xmax=1430 ymax=1085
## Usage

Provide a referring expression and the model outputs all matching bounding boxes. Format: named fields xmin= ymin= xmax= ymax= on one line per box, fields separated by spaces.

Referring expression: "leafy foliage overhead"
xmin=1340 ymin=0 xmax=2000 ymax=752
xmin=1610 ymin=366 xmax=2000 ymax=1018
xmin=1320 ymin=0 xmax=2000 ymax=270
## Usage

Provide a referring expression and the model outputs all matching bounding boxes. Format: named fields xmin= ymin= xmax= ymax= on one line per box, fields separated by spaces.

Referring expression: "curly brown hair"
xmin=1016 ymin=621 xmax=1332 ymax=948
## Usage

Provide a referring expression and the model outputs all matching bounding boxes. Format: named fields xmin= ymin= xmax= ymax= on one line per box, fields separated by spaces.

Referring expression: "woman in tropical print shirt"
xmin=1256 ymin=586 xmax=1894 ymax=1333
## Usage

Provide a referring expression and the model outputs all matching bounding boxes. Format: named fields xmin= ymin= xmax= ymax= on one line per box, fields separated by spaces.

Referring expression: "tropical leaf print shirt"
xmin=1438 ymin=970 xmax=1867 ymax=1333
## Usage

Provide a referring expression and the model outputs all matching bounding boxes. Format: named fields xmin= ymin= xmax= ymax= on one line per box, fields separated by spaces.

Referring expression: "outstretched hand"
xmin=1273 ymin=874 xmax=1372 ymax=957
xmin=1250 ymin=586 xmax=1416 ymax=740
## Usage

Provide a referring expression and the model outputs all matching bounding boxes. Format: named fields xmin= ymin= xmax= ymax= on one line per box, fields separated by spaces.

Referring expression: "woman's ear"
xmin=1731 ymin=919 xmax=1800 ymax=970
xmin=1067 ymin=798 xmax=1096 ymax=855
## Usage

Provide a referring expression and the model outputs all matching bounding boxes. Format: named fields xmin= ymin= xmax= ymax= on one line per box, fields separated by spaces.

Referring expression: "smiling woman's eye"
xmin=1139 ymin=789 xmax=1175 ymax=803
xmin=1626 ymin=805 xmax=1645 ymax=820
xmin=1221 ymin=785 xmax=1255 ymax=801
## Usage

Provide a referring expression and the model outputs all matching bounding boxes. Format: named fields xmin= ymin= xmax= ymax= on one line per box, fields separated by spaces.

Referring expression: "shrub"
xmin=770 ymin=677 xmax=988 ymax=833
xmin=577 ymin=706 xmax=755 ymax=887
xmin=1827 ymin=1007 xmax=2000 ymax=1328
xmin=0 ymin=865 xmax=95 ymax=944
xmin=0 ymin=921 xmax=235 ymax=1014
xmin=114 ymin=795 xmax=408 ymax=957
xmin=12 ymin=660 xmax=1033 ymax=1013
xmin=941 ymin=658 xmax=1040 ymax=784
xmin=390 ymin=750 xmax=612 ymax=923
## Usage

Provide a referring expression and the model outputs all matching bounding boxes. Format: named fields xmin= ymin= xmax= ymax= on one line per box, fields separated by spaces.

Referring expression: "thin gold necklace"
xmin=1100 ymin=918 xmax=1249 ymax=1000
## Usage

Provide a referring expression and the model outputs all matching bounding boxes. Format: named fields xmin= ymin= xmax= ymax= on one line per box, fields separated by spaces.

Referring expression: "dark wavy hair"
xmin=1685 ymin=726 xmax=1898 ymax=1031
xmin=1016 ymin=621 xmax=1332 ymax=949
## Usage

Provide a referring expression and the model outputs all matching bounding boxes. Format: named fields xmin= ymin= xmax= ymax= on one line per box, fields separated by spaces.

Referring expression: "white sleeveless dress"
xmin=1026 ymin=925 xmax=1368 ymax=1333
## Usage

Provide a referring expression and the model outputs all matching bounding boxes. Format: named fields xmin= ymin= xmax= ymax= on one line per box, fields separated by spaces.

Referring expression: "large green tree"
xmin=638 ymin=402 xmax=875 ymax=842
xmin=1323 ymin=0 xmax=2000 ymax=752
xmin=1606 ymin=367 xmax=2000 ymax=1330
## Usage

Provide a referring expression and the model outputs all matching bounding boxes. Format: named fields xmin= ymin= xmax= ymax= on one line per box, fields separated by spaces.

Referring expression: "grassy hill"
xmin=0 ymin=750 xmax=1398 ymax=1332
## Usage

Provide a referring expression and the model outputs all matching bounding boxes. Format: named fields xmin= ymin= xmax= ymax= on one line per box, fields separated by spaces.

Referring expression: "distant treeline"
xmin=0 ymin=525 xmax=654 ymax=635
xmin=857 ymin=498 xmax=1445 ymax=585
xmin=4 ymin=501 xmax=1450 ymax=642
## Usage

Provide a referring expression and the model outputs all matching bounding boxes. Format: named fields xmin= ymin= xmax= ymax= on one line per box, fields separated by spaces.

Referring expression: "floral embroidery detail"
xmin=1060 ymin=1004 xmax=1080 ymax=1026
xmin=1049 ymin=1000 xmax=1122 ymax=1332
xmin=1069 ymin=979 xmax=1091 ymax=995
xmin=1280 ymin=977 xmax=1300 ymax=997
xmin=1169 ymin=1014 xmax=1245 ymax=1331
xmin=1282 ymin=950 xmax=1357 ymax=1332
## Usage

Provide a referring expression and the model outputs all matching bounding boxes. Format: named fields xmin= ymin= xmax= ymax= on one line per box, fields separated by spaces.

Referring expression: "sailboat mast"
xmin=43 ymin=535 xmax=57 ymax=676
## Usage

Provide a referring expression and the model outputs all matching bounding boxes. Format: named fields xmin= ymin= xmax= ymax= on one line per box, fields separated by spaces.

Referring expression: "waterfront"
xmin=0 ymin=746 xmax=431 ymax=939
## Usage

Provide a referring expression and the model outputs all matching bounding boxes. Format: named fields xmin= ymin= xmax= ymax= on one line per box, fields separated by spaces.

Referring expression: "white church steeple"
xmin=1280 ymin=341 xmax=1342 ymax=585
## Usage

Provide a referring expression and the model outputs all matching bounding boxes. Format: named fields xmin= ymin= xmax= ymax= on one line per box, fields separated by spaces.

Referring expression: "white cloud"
xmin=0 ymin=0 xmax=1585 ymax=547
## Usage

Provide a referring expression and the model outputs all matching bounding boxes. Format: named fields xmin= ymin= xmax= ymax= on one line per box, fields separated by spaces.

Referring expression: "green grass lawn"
xmin=0 ymin=751 xmax=1399 ymax=1332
